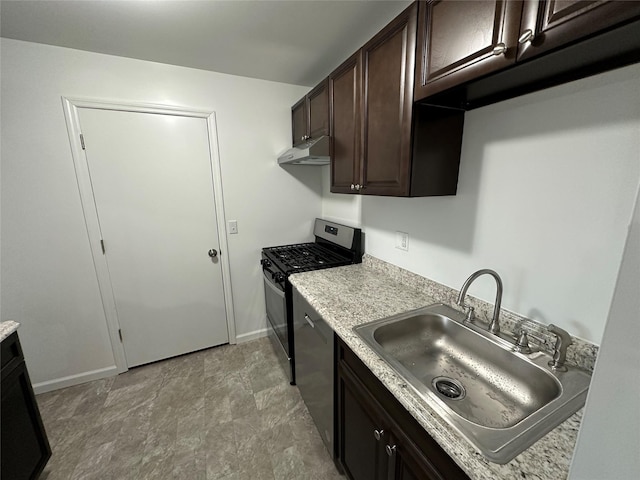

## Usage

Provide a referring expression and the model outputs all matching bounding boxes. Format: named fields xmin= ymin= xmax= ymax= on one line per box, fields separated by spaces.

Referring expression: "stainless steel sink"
xmin=354 ymin=303 xmax=592 ymax=464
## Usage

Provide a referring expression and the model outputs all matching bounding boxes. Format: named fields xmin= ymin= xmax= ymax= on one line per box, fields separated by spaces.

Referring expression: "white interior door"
xmin=77 ymin=107 xmax=229 ymax=367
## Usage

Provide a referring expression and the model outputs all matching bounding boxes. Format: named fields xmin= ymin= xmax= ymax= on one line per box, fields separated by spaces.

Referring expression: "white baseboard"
xmin=235 ymin=327 xmax=269 ymax=344
xmin=32 ymin=365 xmax=120 ymax=395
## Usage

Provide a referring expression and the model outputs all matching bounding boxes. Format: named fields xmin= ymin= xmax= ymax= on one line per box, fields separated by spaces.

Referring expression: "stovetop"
xmin=263 ymin=242 xmax=351 ymax=274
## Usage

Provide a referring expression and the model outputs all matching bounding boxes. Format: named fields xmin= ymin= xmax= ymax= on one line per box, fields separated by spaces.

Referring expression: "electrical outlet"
xmin=228 ymin=220 xmax=238 ymax=234
xmin=396 ymin=231 xmax=409 ymax=251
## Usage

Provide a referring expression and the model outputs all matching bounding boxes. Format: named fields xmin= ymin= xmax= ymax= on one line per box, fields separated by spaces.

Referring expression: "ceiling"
xmin=0 ymin=0 xmax=412 ymax=87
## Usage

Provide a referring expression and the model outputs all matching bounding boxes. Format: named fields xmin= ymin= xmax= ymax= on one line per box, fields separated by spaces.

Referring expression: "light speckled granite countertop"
xmin=289 ymin=256 xmax=591 ymax=480
xmin=0 ymin=321 xmax=20 ymax=342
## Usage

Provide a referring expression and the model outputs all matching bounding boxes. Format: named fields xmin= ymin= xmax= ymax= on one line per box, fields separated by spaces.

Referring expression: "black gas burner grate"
xmin=265 ymin=243 xmax=348 ymax=272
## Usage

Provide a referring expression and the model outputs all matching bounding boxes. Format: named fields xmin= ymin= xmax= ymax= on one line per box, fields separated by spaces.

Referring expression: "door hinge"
xmin=118 ymin=329 xmax=123 ymax=342
xmin=80 ymin=133 xmax=86 ymax=150
xmin=100 ymin=239 xmax=105 ymax=254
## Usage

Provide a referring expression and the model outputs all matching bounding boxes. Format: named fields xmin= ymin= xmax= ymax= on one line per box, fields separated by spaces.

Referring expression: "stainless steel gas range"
xmin=260 ymin=219 xmax=362 ymax=385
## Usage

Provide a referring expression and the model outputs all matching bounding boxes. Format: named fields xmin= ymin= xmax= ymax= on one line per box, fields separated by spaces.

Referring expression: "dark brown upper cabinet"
xmin=329 ymin=2 xmax=464 ymax=197
xmin=414 ymin=0 xmax=640 ymax=106
xmin=517 ymin=0 xmax=640 ymax=61
xmin=329 ymin=51 xmax=362 ymax=194
xmin=292 ymin=79 xmax=329 ymax=147
xmin=360 ymin=2 xmax=418 ymax=196
xmin=415 ymin=0 xmax=523 ymax=99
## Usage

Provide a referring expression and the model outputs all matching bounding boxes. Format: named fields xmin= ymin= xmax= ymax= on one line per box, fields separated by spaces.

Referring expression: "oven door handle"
xmin=263 ymin=270 xmax=285 ymax=299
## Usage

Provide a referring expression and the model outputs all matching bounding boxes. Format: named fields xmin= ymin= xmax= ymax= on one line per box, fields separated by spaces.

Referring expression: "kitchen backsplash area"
xmin=362 ymin=254 xmax=599 ymax=372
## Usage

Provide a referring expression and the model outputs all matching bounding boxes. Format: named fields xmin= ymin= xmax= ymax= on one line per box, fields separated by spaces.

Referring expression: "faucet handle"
xmin=457 ymin=302 xmax=475 ymax=323
xmin=513 ymin=330 xmax=532 ymax=354
xmin=547 ymin=324 xmax=573 ymax=372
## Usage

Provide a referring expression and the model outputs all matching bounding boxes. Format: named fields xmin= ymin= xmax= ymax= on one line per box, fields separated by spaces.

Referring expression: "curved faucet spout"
xmin=456 ymin=269 xmax=503 ymax=335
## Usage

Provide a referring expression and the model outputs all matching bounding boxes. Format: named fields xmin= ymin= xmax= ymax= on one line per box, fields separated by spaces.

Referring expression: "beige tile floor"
xmin=36 ymin=337 xmax=343 ymax=480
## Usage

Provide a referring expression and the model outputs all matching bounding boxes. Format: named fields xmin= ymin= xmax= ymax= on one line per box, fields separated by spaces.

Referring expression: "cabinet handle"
xmin=304 ymin=314 xmax=315 ymax=328
xmin=518 ymin=29 xmax=534 ymax=44
xmin=492 ymin=43 xmax=507 ymax=56
xmin=385 ymin=444 xmax=397 ymax=457
xmin=373 ymin=429 xmax=384 ymax=441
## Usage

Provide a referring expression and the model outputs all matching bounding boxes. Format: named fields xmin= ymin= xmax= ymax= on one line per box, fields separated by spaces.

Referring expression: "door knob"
xmin=208 ymin=249 xmax=218 ymax=258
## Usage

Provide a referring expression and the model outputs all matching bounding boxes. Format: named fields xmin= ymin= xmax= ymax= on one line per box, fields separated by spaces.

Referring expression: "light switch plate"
xmin=228 ymin=220 xmax=238 ymax=234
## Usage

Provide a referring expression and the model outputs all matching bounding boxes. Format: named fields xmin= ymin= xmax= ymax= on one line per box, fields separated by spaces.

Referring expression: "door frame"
xmin=62 ymin=96 xmax=237 ymax=373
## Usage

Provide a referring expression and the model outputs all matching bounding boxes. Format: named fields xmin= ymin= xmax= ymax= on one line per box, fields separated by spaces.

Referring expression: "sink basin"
xmin=354 ymin=303 xmax=592 ymax=464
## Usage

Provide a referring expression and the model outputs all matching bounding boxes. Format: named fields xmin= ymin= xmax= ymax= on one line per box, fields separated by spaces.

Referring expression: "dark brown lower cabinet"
xmin=1 ymin=332 xmax=51 ymax=480
xmin=337 ymin=337 xmax=469 ymax=480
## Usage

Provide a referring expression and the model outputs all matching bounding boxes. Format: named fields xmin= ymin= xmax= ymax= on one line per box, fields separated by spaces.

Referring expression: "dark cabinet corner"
xmin=1 ymin=332 xmax=51 ymax=480
xmin=411 ymin=104 xmax=465 ymax=197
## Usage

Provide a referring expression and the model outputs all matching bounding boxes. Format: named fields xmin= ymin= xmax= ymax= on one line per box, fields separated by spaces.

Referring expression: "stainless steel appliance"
xmin=293 ymin=288 xmax=336 ymax=458
xmin=277 ymin=136 xmax=330 ymax=165
xmin=260 ymin=219 xmax=362 ymax=385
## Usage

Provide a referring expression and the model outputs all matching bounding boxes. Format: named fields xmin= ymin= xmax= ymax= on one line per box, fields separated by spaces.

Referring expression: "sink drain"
xmin=432 ymin=377 xmax=466 ymax=400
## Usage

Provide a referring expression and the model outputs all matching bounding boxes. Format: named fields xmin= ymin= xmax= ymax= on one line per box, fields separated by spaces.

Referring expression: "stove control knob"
xmin=274 ymin=272 xmax=285 ymax=283
xmin=260 ymin=258 xmax=272 ymax=268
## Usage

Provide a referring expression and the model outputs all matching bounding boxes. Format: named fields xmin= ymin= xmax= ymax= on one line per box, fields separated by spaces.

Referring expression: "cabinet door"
xmin=361 ymin=2 xmax=418 ymax=197
xmin=1 ymin=361 xmax=51 ymax=480
xmin=308 ymin=79 xmax=329 ymax=140
xmin=517 ymin=0 xmax=640 ymax=61
xmin=292 ymin=97 xmax=307 ymax=147
xmin=415 ymin=0 xmax=523 ymax=99
xmin=338 ymin=363 xmax=388 ymax=480
xmin=330 ymin=51 xmax=362 ymax=194
xmin=386 ymin=431 xmax=447 ymax=480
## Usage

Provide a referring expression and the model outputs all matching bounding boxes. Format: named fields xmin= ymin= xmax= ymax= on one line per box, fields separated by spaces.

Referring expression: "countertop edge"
xmin=289 ymin=262 xmax=583 ymax=480
xmin=0 ymin=320 xmax=21 ymax=342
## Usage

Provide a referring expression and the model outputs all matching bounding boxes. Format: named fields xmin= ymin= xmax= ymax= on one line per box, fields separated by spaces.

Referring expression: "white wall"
xmin=1 ymin=38 xmax=321 ymax=388
xmin=569 ymin=181 xmax=640 ymax=478
xmin=323 ymin=64 xmax=640 ymax=344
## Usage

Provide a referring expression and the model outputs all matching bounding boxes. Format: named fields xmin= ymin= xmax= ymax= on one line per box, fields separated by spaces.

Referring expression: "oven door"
xmin=262 ymin=269 xmax=290 ymax=359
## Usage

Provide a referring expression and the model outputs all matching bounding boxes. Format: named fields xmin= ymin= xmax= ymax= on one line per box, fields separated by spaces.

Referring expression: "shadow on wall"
xmin=361 ymin=64 xmax=640 ymax=254
xmin=279 ymin=164 xmax=323 ymax=198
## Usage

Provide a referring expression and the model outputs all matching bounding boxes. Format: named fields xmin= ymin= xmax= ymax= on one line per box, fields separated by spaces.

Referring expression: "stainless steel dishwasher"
xmin=292 ymin=286 xmax=335 ymax=458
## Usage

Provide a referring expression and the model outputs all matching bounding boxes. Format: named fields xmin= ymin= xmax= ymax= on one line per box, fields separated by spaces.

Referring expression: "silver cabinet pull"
xmin=518 ymin=29 xmax=534 ymax=44
xmin=208 ymin=249 xmax=218 ymax=258
xmin=304 ymin=314 xmax=315 ymax=328
xmin=373 ymin=429 xmax=384 ymax=441
xmin=492 ymin=43 xmax=507 ymax=56
xmin=385 ymin=444 xmax=397 ymax=456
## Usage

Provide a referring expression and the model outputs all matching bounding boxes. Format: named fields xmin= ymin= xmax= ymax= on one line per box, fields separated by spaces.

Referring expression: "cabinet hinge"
xmin=100 ymin=239 xmax=105 ymax=254
xmin=80 ymin=133 xmax=86 ymax=150
xmin=118 ymin=329 xmax=123 ymax=342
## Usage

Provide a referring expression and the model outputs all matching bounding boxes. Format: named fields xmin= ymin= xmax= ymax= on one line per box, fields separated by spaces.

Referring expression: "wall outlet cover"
xmin=396 ymin=231 xmax=409 ymax=251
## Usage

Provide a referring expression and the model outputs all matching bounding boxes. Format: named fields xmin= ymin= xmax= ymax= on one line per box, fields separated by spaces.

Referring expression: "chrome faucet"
xmin=456 ymin=269 xmax=503 ymax=335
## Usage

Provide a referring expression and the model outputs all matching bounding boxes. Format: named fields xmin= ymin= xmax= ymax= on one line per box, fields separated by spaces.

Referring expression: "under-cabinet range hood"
xmin=277 ymin=136 xmax=330 ymax=165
